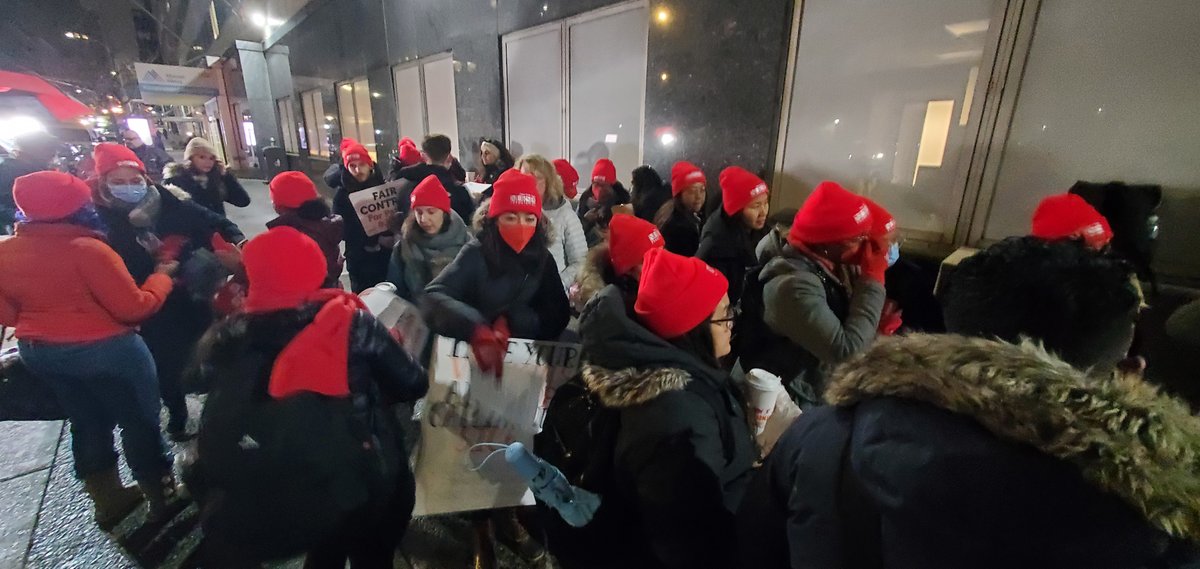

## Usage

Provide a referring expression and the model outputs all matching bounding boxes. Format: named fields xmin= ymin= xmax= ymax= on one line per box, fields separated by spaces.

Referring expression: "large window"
xmin=275 ymin=96 xmax=298 ymax=153
xmin=503 ymin=1 xmax=648 ymax=181
xmin=337 ymin=77 xmax=377 ymax=160
xmin=300 ymin=88 xmax=331 ymax=158
xmin=392 ymin=53 xmax=461 ymax=155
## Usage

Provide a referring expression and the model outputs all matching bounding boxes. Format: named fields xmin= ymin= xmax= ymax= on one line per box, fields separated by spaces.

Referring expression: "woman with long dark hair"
xmin=163 ymin=137 xmax=251 ymax=217
xmin=476 ymin=138 xmax=515 ymax=184
xmin=654 ymin=161 xmax=708 ymax=257
xmin=387 ymin=175 xmax=469 ymax=302
xmin=696 ymin=166 xmax=771 ymax=305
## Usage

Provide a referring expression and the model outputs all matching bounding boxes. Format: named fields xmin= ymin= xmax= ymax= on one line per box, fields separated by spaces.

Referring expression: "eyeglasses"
xmin=711 ymin=306 xmax=740 ymax=327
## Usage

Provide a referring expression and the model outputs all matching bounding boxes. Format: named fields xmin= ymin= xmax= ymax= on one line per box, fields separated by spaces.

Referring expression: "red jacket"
xmin=0 ymin=223 xmax=173 ymax=343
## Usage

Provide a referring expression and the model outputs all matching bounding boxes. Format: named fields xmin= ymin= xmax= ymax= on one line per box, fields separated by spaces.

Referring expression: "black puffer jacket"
xmin=737 ymin=334 xmax=1200 ymax=569
xmin=389 ymin=163 xmax=476 ymax=224
xmin=327 ymin=162 xmax=388 ymax=258
xmin=163 ymin=163 xmax=251 ymax=217
xmin=577 ymin=286 xmax=756 ymax=569
xmin=696 ymin=213 xmax=766 ymax=306
xmin=421 ymin=239 xmax=570 ymax=341
xmin=658 ymin=205 xmax=703 ymax=257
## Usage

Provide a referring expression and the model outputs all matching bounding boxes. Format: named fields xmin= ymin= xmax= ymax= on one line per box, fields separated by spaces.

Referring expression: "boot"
xmin=83 ymin=467 xmax=144 ymax=532
xmin=471 ymin=517 xmax=497 ymax=569
xmin=139 ymin=472 xmax=186 ymax=524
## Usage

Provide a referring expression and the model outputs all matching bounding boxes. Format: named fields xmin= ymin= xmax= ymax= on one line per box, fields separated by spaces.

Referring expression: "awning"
xmin=0 ymin=70 xmax=92 ymax=121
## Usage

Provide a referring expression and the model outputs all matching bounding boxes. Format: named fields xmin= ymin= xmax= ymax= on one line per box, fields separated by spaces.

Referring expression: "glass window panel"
xmin=505 ymin=27 xmax=564 ymax=160
xmin=393 ymin=64 xmax=425 ymax=143
xmin=423 ymin=57 xmax=460 ymax=157
xmin=337 ymin=81 xmax=358 ymax=146
xmin=352 ymin=78 xmax=376 ymax=160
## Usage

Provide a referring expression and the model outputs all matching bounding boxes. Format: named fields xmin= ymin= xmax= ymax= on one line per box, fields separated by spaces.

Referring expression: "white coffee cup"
xmin=745 ymin=368 xmax=784 ymax=435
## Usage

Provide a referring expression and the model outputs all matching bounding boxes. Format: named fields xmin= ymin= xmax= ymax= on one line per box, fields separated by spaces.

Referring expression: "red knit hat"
xmin=671 ymin=161 xmax=706 ymax=196
xmin=13 ymin=171 xmax=93 ymax=222
xmin=242 ymin=227 xmax=366 ymax=399
xmin=608 ymin=214 xmax=665 ymax=276
xmin=487 ymin=169 xmax=542 ymax=219
xmin=863 ymin=198 xmax=896 ymax=238
xmin=718 ymin=166 xmax=769 ymax=215
xmin=553 ymin=158 xmax=579 ymax=200
xmin=269 ymin=171 xmax=319 ymax=209
xmin=1031 ymin=193 xmax=1113 ymax=249
xmin=398 ymin=143 xmax=422 ymax=167
xmin=411 ymin=175 xmax=451 ymax=212
xmin=340 ymin=138 xmax=373 ymax=168
xmin=591 ymin=159 xmax=617 ymax=185
xmin=788 ymin=181 xmax=871 ymax=245
xmin=399 ymin=137 xmax=417 ymax=150
xmin=635 ymin=248 xmax=728 ymax=339
xmin=93 ymin=143 xmax=146 ymax=177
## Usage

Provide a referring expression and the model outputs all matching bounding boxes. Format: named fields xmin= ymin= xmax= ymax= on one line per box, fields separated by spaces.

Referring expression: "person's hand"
xmin=858 ymin=237 xmax=888 ymax=284
xmin=378 ymin=234 xmax=397 ymax=250
xmin=155 ymin=260 xmax=180 ymax=277
xmin=493 ymin=316 xmax=511 ymax=345
xmin=879 ymin=300 xmax=903 ymax=336
xmin=471 ymin=325 xmax=506 ymax=380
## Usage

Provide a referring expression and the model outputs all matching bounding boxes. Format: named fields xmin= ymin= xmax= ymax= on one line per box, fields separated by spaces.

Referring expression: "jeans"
xmin=19 ymin=333 xmax=173 ymax=485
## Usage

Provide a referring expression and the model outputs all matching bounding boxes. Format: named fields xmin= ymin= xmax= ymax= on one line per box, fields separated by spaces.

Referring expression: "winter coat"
xmin=327 ymin=163 xmax=389 ymax=259
xmin=389 ymin=163 xmax=477 ymax=224
xmin=576 ymin=183 xmax=632 ymax=230
xmin=696 ymin=213 xmax=767 ymax=306
xmin=658 ymin=206 xmax=703 ymax=257
xmin=577 ymin=286 xmax=756 ymax=569
xmin=0 ymin=222 xmax=172 ymax=342
xmin=754 ymin=239 xmax=884 ymax=400
xmin=421 ymin=239 xmax=570 ymax=341
xmin=266 ymin=211 xmax=345 ymax=288
xmin=163 ymin=163 xmax=251 ymax=217
xmin=736 ymin=334 xmax=1200 ymax=569
xmin=632 ymin=183 xmax=670 ymax=223
xmin=0 ymin=157 xmax=40 ymax=229
xmin=543 ymin=197 xmax=589 ymax=290
xmin=883 ymin=256 xmax=945 ymax=333
xmin=386 ymin=211 xmax=469 ymax=303
xmin=130 ymin=144 xmax=174 ymax=182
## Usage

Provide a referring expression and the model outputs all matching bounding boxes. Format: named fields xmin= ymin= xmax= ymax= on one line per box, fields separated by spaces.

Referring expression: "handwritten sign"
xmin=411 ymin=336 xmax=582 ymax=516
xmin=347 ymin=179 xmax=406 ymax=236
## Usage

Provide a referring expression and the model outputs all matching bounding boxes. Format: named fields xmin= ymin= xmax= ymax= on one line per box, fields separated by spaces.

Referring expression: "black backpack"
xmin=194 ymin=350 xmax=401 ymax=562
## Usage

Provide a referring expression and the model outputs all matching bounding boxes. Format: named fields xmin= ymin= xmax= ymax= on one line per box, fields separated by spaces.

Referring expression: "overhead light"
xmin=340 ymin=84 xmax=353 ymax=91
xmin=944 ymin=19 xmax=990 ymax=38
xmin=660 ymin=72 xmax=669 ymax=82
xmin=371 ymin=91 xmax=382 ymax=98
xmin=192 ymin=45 xmax=204 ymax=51
xmin=75 ymin=88 xmax=83 ymax=94
xmin=655 ymin=7 xmax=671 ymax=25
xmin=249 ymin=12 xmax=285 ymax=28
xmin=110 ymin=70 xmax=118 ymax=76
xmin=324 ymin=115 xmax=334 ymax=121
xmin=64 ymin=31 xmax=89 ymax=40
xmin=659 ymin=132 xmax=676 ymax=146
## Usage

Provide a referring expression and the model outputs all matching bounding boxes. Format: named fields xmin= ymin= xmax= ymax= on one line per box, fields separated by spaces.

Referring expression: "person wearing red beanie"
xmin=563 ymin=246 xmax=755 ymax=568
xmin=553 ymin=158 xmax=580 ymax=200
xmin=736 ymin=180 xmax=887 ymax=406
xmin=389 ymin=134 xmax=476 ymax=224
xmin=1031 ymin=193 xmax=1113 ymax=251
xmin=328 ymin=137 xmax=391 ymax=293
xmin=188 ymin=226 xmax=426 ymax=566
xmin=387 ymin=175 xmax=470 ymax=302
xmin=656 ymin=161 xmax=708 ymax=256
xmin=2 ymin=171 xmax=178 ymax=530
xmin=266 ymin=171 xmax=345 ymax=288
xmin=695 ymin=166 xmax=772 ymax=305
xmin=576 ymin=158 xmax=632 ymax=243
xmin=574 ymin=213 xmax=665 ymax=309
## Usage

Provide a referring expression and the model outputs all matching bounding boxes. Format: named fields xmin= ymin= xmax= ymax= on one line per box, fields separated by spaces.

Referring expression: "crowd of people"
xmin=1 ymin=127 xmax=1198 ymax=569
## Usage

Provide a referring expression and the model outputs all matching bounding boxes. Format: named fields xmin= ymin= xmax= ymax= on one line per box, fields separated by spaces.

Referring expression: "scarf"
xmin=399 ymin=212 xmax=469 ymax=295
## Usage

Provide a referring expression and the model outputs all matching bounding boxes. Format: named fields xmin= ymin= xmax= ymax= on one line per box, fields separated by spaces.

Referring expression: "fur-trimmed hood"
xmin=575 ymin=244 xmax=611 ymax=307
xmin=582 ymin=364 xmax=691 ymax=408
xmin=827 ymin=333 xmax=1200 ymax=542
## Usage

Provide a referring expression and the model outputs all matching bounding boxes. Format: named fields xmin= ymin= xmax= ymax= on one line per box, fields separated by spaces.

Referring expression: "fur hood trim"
xmin=160 ymin=182 xmax=192 ymax=201
xmin=575 ymin=245 xmax=611 ymax=307
xmin=163 ymin=161 xmax=188 ymax=180
xmin=582 ymin=363 xmax=690 ymax=408
xmin=827 ymin=333 xmax=1200 ymax=541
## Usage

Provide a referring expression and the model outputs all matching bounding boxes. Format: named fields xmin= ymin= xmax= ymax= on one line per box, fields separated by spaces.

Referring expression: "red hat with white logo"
xmin=487 ymin=169 xmax=543 ymax=219
xmin=788 ymin=181 xmax=872 ymax=245
xmin=591 ymin=158 xmax=617 ymax=185
xmin=340 ymin=138 xmax=373 ymax=168
xmin=92 ymin=143 xmax=146 ymax=177
xmin=670 ymin=161 xmax=706 ymax=196
xmin=608 ymin=214 xmax=665 ymax=276
xmin=635 ymin=248 xmax=728 ymax=339
xmin=718 ymin=166 xmax=769 ymax=216
xmin=411 ymin=175 xmax=451 ymax=213
xmin=553 ymin=159 xmax=580 ymax=200
xmin=863 ymin=198 xmax=896 ymax=238
xmin=1031 ymin=193 xmax=1113 ymax=250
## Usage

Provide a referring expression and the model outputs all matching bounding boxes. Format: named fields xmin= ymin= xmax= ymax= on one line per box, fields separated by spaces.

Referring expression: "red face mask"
xmin=499 ymin=223 xmax=537 ymax=253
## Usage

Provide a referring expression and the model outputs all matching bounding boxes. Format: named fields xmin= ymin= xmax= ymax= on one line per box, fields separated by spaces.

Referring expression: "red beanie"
xmin=671 ymin=161 xmax=706 ymax=196
xmin=487 ymin=169 xmax=542 ymax=218
xmin=608 ymin=214 xmax=665 ymax=276
xmin=591 ymin=159 xmax=617 ymax=185
xmin=718 ymin=166 xmax=769 ymax=215
xmin=411 ymin=175 xmax=451 ymax=212
xmin=13 ymin=171 xmax=93 ymax=222
xmin=93 ymin=143 xmax=146 ymax=177
xmin=398 ymin=143 xmax=422 ymax=167
xmin=863 ymin=198 xmax=896 ymax=238
xmin=635 ymin=248 xmax=728 ymax=339
xmin=788 ymin=181 xmax=871 ymax=245
xmin=1031 ymin=193 xmax=1113 ymax=249
xmin=243 ymin=227 xmax=329 ymax=311
xmin=340 ymin=138 xmax=373 ymax=168
xmin=269 ymin=171 xmax=319 ymax=209
xmin=553 ymin=158 xmax=579 ymax=200
xmin=399 ymin=137 xmax=417 ymax=149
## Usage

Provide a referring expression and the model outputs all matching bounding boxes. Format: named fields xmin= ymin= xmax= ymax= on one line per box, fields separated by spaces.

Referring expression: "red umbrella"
xmin=0 ymin=69 xmax=93 ymax=121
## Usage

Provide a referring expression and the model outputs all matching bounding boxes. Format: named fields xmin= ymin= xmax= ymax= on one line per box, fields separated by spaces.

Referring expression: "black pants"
xmin=347 ymin=249 xmax=391 ymax=294
xmin=303 ymin=470 xmax=415 ymax=569
xmin=141 ymin=297 xmax=212 ymax=431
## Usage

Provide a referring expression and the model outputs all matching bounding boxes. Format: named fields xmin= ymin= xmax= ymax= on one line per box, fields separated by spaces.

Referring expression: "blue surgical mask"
xmin=886 ymin=242 xmax=901 ymax=267
xmin=110 ymin=182 xmax=148 ymax=204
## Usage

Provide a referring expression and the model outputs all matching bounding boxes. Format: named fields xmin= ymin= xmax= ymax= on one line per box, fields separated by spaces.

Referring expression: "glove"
xmin=210 ymin=233 xmax=236 ymax=253
xmin=210 ymin=233 xmax=242 ymax=272
xmin=858 ymin=238 xmax=888 ymax=284
xmin=493 ymin=316 xmax=511 ymax=345
xmin=156 ymin=235 xmax=188 ymax=263
xmin=471 ymin=325 xmax=506 ymax=380
xmin=878 ymin=300 xmax=903 ymax=336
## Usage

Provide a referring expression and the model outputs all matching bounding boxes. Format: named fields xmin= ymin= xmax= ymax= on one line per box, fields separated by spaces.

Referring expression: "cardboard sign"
xmin=348 ymin=180 xmax=406 ymax=236
xmin=412 ymin=336 xmax=582 ymax=516
xmin=359 ymin=283 xmax=430 ymax=359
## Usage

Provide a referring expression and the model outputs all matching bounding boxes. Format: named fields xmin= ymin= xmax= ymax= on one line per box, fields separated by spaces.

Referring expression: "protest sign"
xmin=359 ymin=283 xmax=430 ymax=359
xmin=347 ymin=179 xmax=406 ymax=236
xmin=412 ymin=336 xmax=582 ymax=516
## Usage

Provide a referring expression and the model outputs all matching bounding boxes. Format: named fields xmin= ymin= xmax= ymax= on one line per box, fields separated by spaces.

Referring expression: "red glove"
xmin=210 ymin=233 xmax=237 ymax=253
xmin=878 ymin=300 xmax=903 ymax=336
xmin=470 ymin=325 xmax=506 ymax=379
xmin=493 ymin=316 xmax=511 ymax=345
xmin=157 ymin=235 xmax=188 ymax=263
xmin=858 ymin=238 xmax=888 ymax=284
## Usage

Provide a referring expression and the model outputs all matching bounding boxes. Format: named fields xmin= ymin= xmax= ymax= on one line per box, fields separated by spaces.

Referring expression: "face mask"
xmin=110 ymin=182 xmax=148 ymax=204
xmin=886 ymin=242 xmax=901 ymax=267
xmin=499 ymin=223 xmax=537 ymax=254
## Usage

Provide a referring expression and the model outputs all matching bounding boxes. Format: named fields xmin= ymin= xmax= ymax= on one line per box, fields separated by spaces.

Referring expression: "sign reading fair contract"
xmin=412 ymin=336 xmax=581 ymax=516
xmin=348 ymin=180 xmax=406 ymax=236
